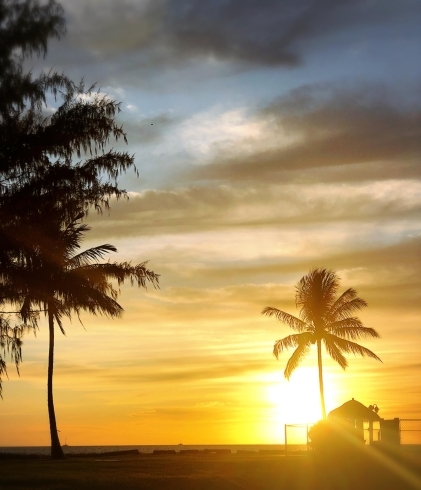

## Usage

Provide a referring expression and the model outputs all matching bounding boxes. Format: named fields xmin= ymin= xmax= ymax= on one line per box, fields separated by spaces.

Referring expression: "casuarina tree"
xmin=0 ymin=0 xmax=139 ymax=395
xmin=0 ymin=0 xmax=70 ymax=400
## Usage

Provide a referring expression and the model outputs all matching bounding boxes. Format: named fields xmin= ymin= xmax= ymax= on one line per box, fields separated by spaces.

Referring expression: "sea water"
xmin=0 ymin=444 xmax=294 ymax=456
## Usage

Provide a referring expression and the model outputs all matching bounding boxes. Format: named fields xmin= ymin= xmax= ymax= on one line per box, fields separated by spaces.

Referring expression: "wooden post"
xmin=285 ymin=424 xmax=288 ymax=457
xmin=368 ymin=419 xmax=374 ymax=444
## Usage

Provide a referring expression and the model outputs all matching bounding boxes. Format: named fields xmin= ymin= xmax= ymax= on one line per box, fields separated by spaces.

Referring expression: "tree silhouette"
xmin=0 ymin=1 xmax=160 ymax=459
xmin=5 ymin=210 xmax=158 ymax=459
xmin=0 ymin=320 xmax=30 ymax=398
xmin=262 ymin=268 xmax=381 ymax=419
xmin=0 ymin=0 xmax=141 ymax=397
xmin=0 ymin=0 xmax=70 ymax=390
xmin=0 ymin=0 xmax=68 ymax=118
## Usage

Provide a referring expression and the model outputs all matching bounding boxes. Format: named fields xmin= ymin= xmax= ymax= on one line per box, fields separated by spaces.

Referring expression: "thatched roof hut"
xmin=328 ymin=398 xmax=381 ymax=444
xmin=328 ymin=398 xmax=381 ymax=421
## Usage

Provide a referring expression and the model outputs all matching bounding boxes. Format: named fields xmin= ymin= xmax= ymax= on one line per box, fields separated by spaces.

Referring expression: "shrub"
xmin=309 ymin=419 xmax=365 ymax=456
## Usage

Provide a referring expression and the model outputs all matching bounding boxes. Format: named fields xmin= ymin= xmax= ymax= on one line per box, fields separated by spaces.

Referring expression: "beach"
xmin=1 ymin=450 xmax=421 ymax=490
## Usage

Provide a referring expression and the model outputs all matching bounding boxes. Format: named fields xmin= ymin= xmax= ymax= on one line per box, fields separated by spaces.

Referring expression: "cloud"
xmin=187 ymin=236 xmax=421 ymax=315
xmin=29 ymin=353 xmax=270 ymax=387
xmin=166 ymin=105 xmax=301 ymax=165
xmin=186 ymin=84 xmax=421 ymax=184
xmin=193 ymin=235 xmax=421 ymax=279
xmin=64 ymin=0 xmax=166 ymax=56
xmin=123 ymin=112 xmax=182 ymax=145
xmin=85 ymin=178 xmax=421 ymax=240
xmin=102 ymin=360 xmax=269 ymax=384
xmin=59 ymin=0 xmax=417 ymax=70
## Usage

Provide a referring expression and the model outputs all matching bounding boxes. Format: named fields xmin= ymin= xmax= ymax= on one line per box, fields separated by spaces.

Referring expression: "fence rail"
xmin=285 ymin=419 xmax=421 ymax=454
xmin=284 ymin=423 xmax=314 ymax=455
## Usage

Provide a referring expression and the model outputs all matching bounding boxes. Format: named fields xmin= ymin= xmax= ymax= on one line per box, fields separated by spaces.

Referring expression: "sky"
xmin=1 ymin=0 xmax=421 ymax=446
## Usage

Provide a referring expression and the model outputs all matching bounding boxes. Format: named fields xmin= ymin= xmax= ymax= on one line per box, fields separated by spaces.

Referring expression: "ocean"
xmin=0 ymin=444 xmax=293 ymax=456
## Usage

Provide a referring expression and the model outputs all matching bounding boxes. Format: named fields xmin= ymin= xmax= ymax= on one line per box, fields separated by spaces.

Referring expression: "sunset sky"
xmin=1 ymin=0 xmax=421 ymax=447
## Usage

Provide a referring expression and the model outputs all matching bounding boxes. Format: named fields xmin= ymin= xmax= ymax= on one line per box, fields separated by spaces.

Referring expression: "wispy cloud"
xmin=187 ymin=84 xmax=421 ymax=183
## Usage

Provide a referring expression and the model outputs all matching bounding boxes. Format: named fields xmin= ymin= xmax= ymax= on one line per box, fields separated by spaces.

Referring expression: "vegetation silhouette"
xmin=308 ymin=418 xmax=365 ymax=456
xmin=262 ymin=268 xmax=381 ymax=419
xmin=0 ymin=0 xmax=68 ymax=118
xmin=5 ymin=208 xmax=158 ymax=459
xmin=0 ymin=0 xmax=71 ymax=397
xmin=0 ymin=0 xmax=159 ymax=459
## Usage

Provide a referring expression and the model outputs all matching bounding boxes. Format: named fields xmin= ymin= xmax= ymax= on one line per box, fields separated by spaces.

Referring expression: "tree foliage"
xmin=308 ymin=419 xmax=365 ymax=456
xmin=0 ymin=0 xmax=67 ymax=117
xmin=0 ymin=1 xmax=159 ymax=460
xmin=4 ymin=208 xmax=158 ymax=458
xmin=0 ymin=0 xmax=69 ymax=395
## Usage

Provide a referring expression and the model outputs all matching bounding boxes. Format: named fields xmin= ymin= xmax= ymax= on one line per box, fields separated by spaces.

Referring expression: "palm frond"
xmin=295 ymin=268 xmax=339 ymax=323
xmin=48 ymin=298 xmax=69 ymax=335
xmin=273 ymin=334 xmax=300 ymax=358
xmin=329 ymin=288 xmax=357 ymax=312
xmin=54 ymin=279 xmax=124 ymax=319
xmin=262 ymin=307 xmax=309 ymax=332
xmin=284 ymin=343 xmax=311 ymax=379
xmin=71 ymin=293 xmax=123 ymax=319
xmin=329 ymin=295 xmax=367 ymax=321
xmin=323 ymin=339 xmax=348 ymax=369
xmin=273 ymin=332 xmax=314 ymax=359
xmin=73 ymin=262 xmax=159 ymax=289
xmin=69 ymin=244 xmax=117 ymax=268
xmin=325 ymin=334 xmax=382 ymax=362
xmin=326 ymin=318 xmax=380 ymax=340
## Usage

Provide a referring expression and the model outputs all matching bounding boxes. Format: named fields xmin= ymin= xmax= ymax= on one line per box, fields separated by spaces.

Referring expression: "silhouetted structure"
xmin=379 ymin=418 xmax=400 ymax=446
xmin=328 ymin=398 xmax=381 ymax=444
xmin=329 ymin=398 xmax=402 ymax=448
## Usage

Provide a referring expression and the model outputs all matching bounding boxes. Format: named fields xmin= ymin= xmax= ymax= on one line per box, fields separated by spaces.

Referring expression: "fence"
xmin=284 ymin=423 xmax=314 ymax=455
xmin=285 ymin=419 xmax=421 ymax=454
xmin=400 ymin=419 xmax=421 ymax=445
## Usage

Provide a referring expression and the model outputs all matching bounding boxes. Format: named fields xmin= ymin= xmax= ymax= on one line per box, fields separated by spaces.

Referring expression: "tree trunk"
xmin=48 ymin=307 xmax=65 ymax=460
xmin=317 ymin=339 xmax=327 ymax=419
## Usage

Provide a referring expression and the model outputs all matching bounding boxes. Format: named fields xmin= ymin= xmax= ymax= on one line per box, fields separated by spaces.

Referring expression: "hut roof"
xmin=328 ymin=398 xmax=381 ymax=421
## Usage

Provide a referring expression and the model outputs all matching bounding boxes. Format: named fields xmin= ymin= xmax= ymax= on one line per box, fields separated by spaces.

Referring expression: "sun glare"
xmin=265 ymin=367 xmax=338 ymax=425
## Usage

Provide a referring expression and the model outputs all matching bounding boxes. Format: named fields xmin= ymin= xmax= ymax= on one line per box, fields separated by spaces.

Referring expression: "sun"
xmin=265 ymin=367 xmax=337 ymax=424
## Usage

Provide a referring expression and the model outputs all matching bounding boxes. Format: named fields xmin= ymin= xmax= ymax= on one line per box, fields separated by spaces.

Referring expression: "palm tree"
xmin=262 ymin=268 xmax=381 ymax=420
xmin=10 ymin=211 xmax=159 ymax=459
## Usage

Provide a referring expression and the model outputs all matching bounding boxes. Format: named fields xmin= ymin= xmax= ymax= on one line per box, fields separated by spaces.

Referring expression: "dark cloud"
xmin=161 ymin=0 xmax=418 ymax=67
xmin=58 ymin=0 xmax=418 ymax=70
xmin=162 ymin=0 xmax=304 ymax=67
xmin=186 ymin=84 xmax=421 ymax=184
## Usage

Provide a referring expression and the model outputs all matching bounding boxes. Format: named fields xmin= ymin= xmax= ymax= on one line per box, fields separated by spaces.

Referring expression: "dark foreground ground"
xmin=1 ymin=449 xmax=421 ymax=490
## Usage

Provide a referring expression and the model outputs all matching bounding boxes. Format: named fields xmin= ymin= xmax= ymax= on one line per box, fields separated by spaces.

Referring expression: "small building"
xmin=328 ymin=398 xmax=382 ymax=444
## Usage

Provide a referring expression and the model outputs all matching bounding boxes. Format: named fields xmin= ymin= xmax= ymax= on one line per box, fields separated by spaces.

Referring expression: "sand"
xmin=1 ymin=450 xmax=421 ymax=490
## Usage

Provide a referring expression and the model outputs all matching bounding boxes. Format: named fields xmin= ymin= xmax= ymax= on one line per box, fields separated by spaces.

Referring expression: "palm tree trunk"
xmin=47 ymin=307 xmax=65 ymax=460
xmin=317 ymin=339 xmax=327 ymax=419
